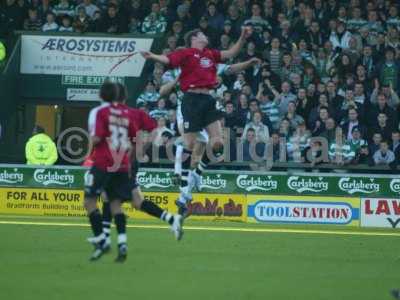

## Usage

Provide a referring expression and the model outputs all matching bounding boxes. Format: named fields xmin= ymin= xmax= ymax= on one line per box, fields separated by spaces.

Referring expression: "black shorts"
xmin=84 ymin=166 xmax=138 ymax=201
xmin=181 ymin=92 xmax=222 ymax=133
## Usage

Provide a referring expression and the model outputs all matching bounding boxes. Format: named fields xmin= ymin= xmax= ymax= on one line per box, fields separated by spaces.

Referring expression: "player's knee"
xmin=132 ymin=198 xmax=142 ymax=210
xmin=110 ymin=200 xmax=122 ymax=216
xmin=131 ymin=191 xmax=143 ymax=210
xmin=185 ymin=140 xmax=195 ymax=151
xmin=84 ymin=197 xmax=97 ymax=212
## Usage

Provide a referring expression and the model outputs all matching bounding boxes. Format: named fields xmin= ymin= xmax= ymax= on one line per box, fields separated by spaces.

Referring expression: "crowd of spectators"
xmin=1 ymin=0 xmax=400 ymax=168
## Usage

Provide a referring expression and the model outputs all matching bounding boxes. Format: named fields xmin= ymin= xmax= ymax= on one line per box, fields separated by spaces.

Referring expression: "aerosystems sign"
xmin=20 ymin=35 xmax=153 ymax=77
xmin=361 ymin=198 xmax=400 ymax=228
xmin=247 ymin=195 xmax=359 ymax=226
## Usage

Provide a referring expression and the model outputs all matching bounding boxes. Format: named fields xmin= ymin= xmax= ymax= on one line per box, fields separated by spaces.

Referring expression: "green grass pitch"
xmin=0 ymin=216 xmax=399 ymax=300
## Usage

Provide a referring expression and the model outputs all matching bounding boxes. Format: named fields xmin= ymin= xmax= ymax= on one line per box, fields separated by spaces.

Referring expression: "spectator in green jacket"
xmin=25 ymin=125 xmax=58 ymax=165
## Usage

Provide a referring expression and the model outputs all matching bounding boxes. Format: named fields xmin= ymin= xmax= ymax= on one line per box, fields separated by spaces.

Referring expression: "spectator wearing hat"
xmin=373 ymin=140 xmax=395 ymax=166
xmin=348 ymin=126 xmax=368 ymax=153
xmin=222 ymin=20 xmax=237 ymax=40
xmin=141 ymin=2 xmax=167 ymax=34
xmin=59 ymin=14 xmax=73 ymax=31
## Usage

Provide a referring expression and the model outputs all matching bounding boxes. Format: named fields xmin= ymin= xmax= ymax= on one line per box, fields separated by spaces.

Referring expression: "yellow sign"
xmin=0 ymin=188 xmax=85 ymax=217
xmin=0 ymin=188 xmax=247 ymax=222
xmin=247 ymin=195 xmax=360 ymax=226
xmin=125 ymin=192 xmax=246 ymax=222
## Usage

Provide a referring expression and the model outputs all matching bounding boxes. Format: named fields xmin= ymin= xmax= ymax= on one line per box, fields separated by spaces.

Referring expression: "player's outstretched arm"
xmin=140 ymin=51 xmax=170 ymax=65
xmin=226 ymin=57 xmax=261 ymax=75
xmin=221 ymin=27 xmax=252 ymax=61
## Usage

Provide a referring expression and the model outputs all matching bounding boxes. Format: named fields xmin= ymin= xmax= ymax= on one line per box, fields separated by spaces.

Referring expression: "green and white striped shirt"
xmin=137 ymin=91 xmax=160 ymax=106
xmin=141 ymin=14 xmax=167 ymax=34
xmin=149 ymin=108 xmax=169 ymax=120
xmin=329 ymin=142 xmax=355 ymax=162
xmin=348 ymin=139 xmax=368 ymax=154
xmin=346 ymin=18 xmax=367 ymax=32
xmin=259 ymin=100 xmax=280 ymax=129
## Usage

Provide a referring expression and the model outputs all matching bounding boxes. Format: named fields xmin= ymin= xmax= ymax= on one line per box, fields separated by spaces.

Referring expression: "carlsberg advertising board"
xmin=0 ymin=166 xmax=399 ymax=198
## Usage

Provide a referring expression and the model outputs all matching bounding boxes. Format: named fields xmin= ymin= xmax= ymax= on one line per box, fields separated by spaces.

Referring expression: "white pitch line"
xmin=0 ymin=220 xmax=399 ymax=237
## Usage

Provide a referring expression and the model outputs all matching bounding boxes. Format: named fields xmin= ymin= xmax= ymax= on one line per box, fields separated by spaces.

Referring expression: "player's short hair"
xmin=116 ymin=82 xmax=128 ymax=102
xmin=100 ymin=82 xmax=119 ymax=102
xmin=184 ymin=29 xmax=202 ymax=47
